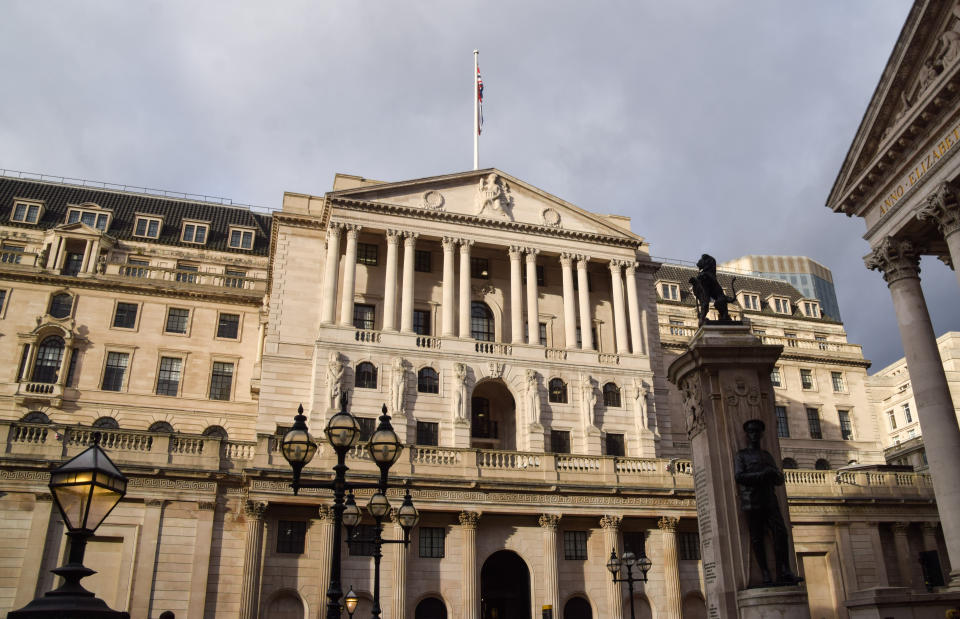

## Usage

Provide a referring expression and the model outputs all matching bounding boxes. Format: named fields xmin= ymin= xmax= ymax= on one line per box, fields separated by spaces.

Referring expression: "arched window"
xmin=415 ymin=597 xmax=447 ymax=619
xmin=418 ymin=367 xmax=439 ymax=394
xmin=48 ymin=293 xmax=73 ymax=319
xmin=815 ymin=458 xmax=831 ymax=471
xmin=356 ymin=362 xmax=378 ymax=389
xmin=31 ymin=336 xmax=64 ymax=383
xmin=602 ymin=382 xmax=621 ymax=407
xmin=149 ymin=421 xmax=175 ymax=433
xmin=470 ymin=302 xmax=494 ymax=342
xmin=548 ymin=378 xmax=568 ymax=403
xmin=92 ymin=417 xmax=119 ymax=429
xmin=21 ymin=411 xmax=50 ymax=424
xmin=203 ymin=425 xmax=228 ymax=439
xmin=782 ymin=458 xmax=798 ymax=469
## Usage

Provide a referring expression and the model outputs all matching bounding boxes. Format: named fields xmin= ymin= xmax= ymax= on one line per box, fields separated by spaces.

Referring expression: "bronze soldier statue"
xmin=734 ymin=419 xmax=799 ymax=586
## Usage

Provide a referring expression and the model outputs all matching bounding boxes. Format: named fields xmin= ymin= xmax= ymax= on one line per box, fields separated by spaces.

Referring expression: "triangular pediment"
xmin=829 ymin=2 xmax=960 ymax=211
xmin=54 ymin=221 xmax=103 ymax=235
xmin=328 ymin=169 xmax=641 ymax=241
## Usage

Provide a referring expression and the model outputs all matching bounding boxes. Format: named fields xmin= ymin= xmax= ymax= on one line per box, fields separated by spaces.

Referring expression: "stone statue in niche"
xmin=475 ymin=173 xmax=514 ymax=220
xmin=581 ymin=375 xmax=598 ymax=429
xmin=390 ymin=357 xmax=407 ymax=416
xmin=37 ymin=245 xmax=49 ymax=269
xmin=734 ymin=419 xmax=799 ymax=587
xmin=327 ymin=352 xmax=344 ymax=411
xmin=452 ymin=362 xmax=468 ymax=422
xmin=634 ymin=378 xmax=649 ymax=431
xmin=688 ymin=254 xmax=738 ymax=326
xmin=524 ymin=369 xmax=542 ymax=426
xmin=96 ymin=255 xmax=106 ymax=274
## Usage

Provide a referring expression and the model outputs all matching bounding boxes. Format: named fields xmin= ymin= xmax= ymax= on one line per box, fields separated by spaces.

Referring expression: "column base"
xmin=844 ymin=586 xmax=960 ymax=618
xmin=737 ymin=586 xmax=810 ymax=619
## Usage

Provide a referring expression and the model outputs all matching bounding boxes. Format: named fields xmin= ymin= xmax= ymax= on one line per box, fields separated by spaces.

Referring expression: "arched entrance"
xmin=480 ymin=550 xmax=530 ymax=619
xmin=471 ymin=380 xmax=517 ymax=451
xmin=415 ymin=596 xmax=448 ymax=619
xmin=563 ymin=596 xmax=591 ymax=619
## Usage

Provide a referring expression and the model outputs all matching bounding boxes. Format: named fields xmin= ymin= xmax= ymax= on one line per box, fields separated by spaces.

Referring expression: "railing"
xmin=614 ymin=458 xmax=664 ymax=474
xmin=478 ymin=451 xmax=542 ymax=470
xmin=760 ymin=335 xmax=863 ymax=356
xmin=355 ymin=329 xmax=382 ymax=343
xmin=11 ymin=423 xmax=50 ymax=445
xmin=171 ymin=436 xmax=206 ymax=455
xmin=411 ymin=446 xmax=462 ymax=466
xmin=106 ymin=263 xmax=267 ymax=292
xmin=68 ymin=428 xmax=154 ymax=452
xmin=416 ymin=336 xmax=441 ymax=349
xmin=784 ymin=470 xmax=829 ymax=485
xmin=21 ymin=382 xmax=57 ymax=395
xmin=598 ymin=353 xmax=620 ymax=365
xmin=475 ymin=342 xmax=513 ymax=356
xmin=660 ymin=324 xmax=697 ymax=338
xmin=557 ymin=455 xmax=601 ymax=472
xmin=224 ymin=441 xmax=257 ymax=461
xmin=545 ymin=348 xmax=567 ymax=361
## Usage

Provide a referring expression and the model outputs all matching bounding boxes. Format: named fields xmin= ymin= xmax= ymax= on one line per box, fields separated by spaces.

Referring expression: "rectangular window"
xmin=838 ymin=410 xmax=853 ymax=440
xmin=209 ymin=362 xmax=234 ymax=400
xmin=12 ymin=202 xmax=41 ymax=224
xmin=175 ymin=262 xmax=198 ymax=284
xmin=575 ymin=327 xmax=598 ymax=349
xmin=775 ymin=406 xmax=790 ymax=438
xmin=356 ymin=242 xmax=378 ymax=266
xmin=815 ymin=335 xmax=828 ymax=350
xmin=181 ymin=222 xmax=208 ymax=245
xmin=550 ymin=430 xmax=571 ymax=454
xmin=217 ymin=313 xmax=240 ymax=339
xmin=831 ymin=372 xmax=845 ymax=392
xmin=413 ymin=309 xmax=430 ymax=336
xmin=101 ymin=352 xmax=129 ymax=391
xmin=349 ymin=524 xmax=378 ymax=556
xmin=535 ymin=265 xmax=545 ymax=286
xmin=902 ymin=403 xmax=912 ymax=423
xmin=419 ymin=526 xmax=445 ymax=558
xmin=669 ymin=318 xmax=686 ymax=336
xmin=623 ymin=531 xmax=646 ymax=558
xmin=353 ymin=304 xmax=376 ymax=330
xmin=784 ymin=332 xmax=798 ymax=347
xmin=416 ymin=421 xmax=439 ymax=446
xmin=1 ymin=242 xmax=24 ymax=264
xmin=224 ymin=268 xmax=246 ymax=288
xmin=887 ymin=410 xmax=897 ymax=430
xmin=65 ymin=348 xmax=80 ymax=388
xmin=678 ymin=532 xmax=701 ymax=560
xmin=134 ymin=216 xmax=162 ymax=238
xmin=806 ymin=408 xmax=822 ymax=439
xmin=660 ymin=283 xmax=680 ymax=301
xmin=753 ymin=328 xmax=766 ymax=335
xmin=229 ymin=229 xmax=254 ymax=250
xmin=800 ymin=369 xmax=814 ymax=390
xmin=414 ymin=249 xmax=431 ymax=273
xmin=112 ymin=302 xmax=138 ymax=329
xmin=563 ymin=531 xmax=588 ymax=560
xmin=605 ymin=433 xmax=625 ymax=457
xmin=742 ymin=294 xmax=760 ymax=310
xmin=356 ymin=417 xmax=376 ymax=442
xmin=773 ymin=298 xmax=790 ymax=314
xmin=804 ymin=302 xmax=819 ymax=318
xmin=771 ymin=367 xmax=782 ymax=388
xmin=124 ymin=257 xmax=149 ymax=278
xmin=276 ymin=520 xmax=307 ymax=554
xmin=165 ymin=308 xmax=190 ymax=334
xmin=538 ymin=322 xmax=547 ymax=346
xmin=156 ymin=356 xmax=182 ymax=396
xmin=470 ymin=257 xmax=490 ymax=279
xmin=0 ymin=289 xmax=7 ymax=315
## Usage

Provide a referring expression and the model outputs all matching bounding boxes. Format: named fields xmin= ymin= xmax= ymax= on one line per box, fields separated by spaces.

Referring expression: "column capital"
xmin=459 ymin=511 xmax=481 ymax=529
xmin=328 ymin=221 xmax=345 ymax=232
xmin=917 ymin=181 xmax=960 ymax=237
xmin=559 ymin=252 xmax=576 ymax=267
xmin=599 ymin=514 xmax=622 ymax=531
xmin=608 ymin=259 xmax=625 ymax=273
xmin=442 ymin=236 xmax=459 ymax=250
xmin=539 ymin=514 xmax=561 ymax=530
xmin=657 ymin=516 xmax=680 ymax=532
xmin=892 ymin=521 xmax=911 ymax=535
xmin=576 ymin=255 xmax=591 ymax=269
xmin=921 ymin=522 xmax=940 ymax=534
xmin=624 ymin=261 xmax=638 ymax=275
xmin=403 ymin=231 xmax=420 ymax=243
xmin=343 ymin=223 xmax=362 ymax=238
xmin=865 ymin=236 xmax=922 ymax=285
xmin=145 ymin=498 xmax=166 ymax=508
xmin=524 ymin=248 xmax=540 ymax=262
xmin=198 ymin=501 xmax=217 ymax=511
xmin=509 ymin=246 xmax=524 ymax=260
xmin=243 ymin=500 xmax=268 ymax=520
xmin=459 ymin=239 xmax=475 ymax=253
xmin=386 ymin=229 xmax=403 ymax=244
xmin=317 ymin=504 xmax=333 ymax=522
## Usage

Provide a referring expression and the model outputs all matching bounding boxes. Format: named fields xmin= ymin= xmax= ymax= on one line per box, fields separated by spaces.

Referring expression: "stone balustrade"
xmin=103 ymin=262 xmax=268 ymax=292
xmin=658 ymin=325 xmax=865 ymax=358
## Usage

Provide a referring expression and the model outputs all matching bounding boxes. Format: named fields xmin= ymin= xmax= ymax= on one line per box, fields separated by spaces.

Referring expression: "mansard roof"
xmin=0 ymin=177 xmax=272 ymax=255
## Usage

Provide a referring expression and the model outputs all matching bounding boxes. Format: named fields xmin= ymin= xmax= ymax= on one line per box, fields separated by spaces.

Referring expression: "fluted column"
xmin=624 ymin=262 xmax=642 ymax=355
xmin=917 ymin=181 xmax=960 ymax=286
xmin=383 ymin=230 xmax=402 ymax=331
xmin=509 ymin=246 xmax=525 ymax=344
xmin=130 ymin=499 xmax=165 ymax=618
xmin=459 ymin=241 xmax=474 ymax=338
xmin=442 ymin=237 xmax=458 ymax=336
xmin=460 ymin=511 xmax=481 ymax=619
xmin=316 ymin=505 xmax=335 ymax=616
xmin=609 ymin=260 xmax=629 ymax=353
xmin=400 ymin=232 xmax=419 ymax=333
xmin=658 ymin=517 xmax=682 ymax=617
xmin=188 ymin=501 xmax=217 ymax=617
xmin=576 ymin=256 xmax=593 ymax=350
xmin=338 ymin=225 xmax=361 ymax=326
xmin=390 ymin=510 xmax=409 ymax=619
xmin=866 ymin=236 xmax=960 ymax=588
xmin=892 ymin=522 xmax=916 ymax=589
xmin=13 ymin=493 xmax=54 ymax=608
xmin=540 ymin=515 xmax=561 ymax=613
xmin=239 ymin=500 xmax=268 ymax=619
xmin=320 ymin=223 xmax=343 ymax=324
xmin=600 ymin=515 xmax=624 ymax=619
xmin=525 ymin=248 xmax=541 ymax=344
xmin=556 ymin=253 xmax=577 ymax=350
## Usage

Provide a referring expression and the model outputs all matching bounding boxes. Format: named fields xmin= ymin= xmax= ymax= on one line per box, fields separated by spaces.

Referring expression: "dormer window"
xmin=740 ymin=293 xmax=760 ymax=311
xmin=66 ymin=205 xmax=111 ymax=231
xmin=11 ymin=200 xmax=43 ymax=224
xmin=802 ymin=301 xmax=820 ymax=318
xmin=228 ymin=226 xmax=255 ymax=250
xmin=181 ymin=221 xmax=209 ymax=245
xmin=134 ymin=215 xmax=163 ymax=239
xmin=659 ymin=282 xmax=680 ymax=301
xmin=770 ymin=297 xmax=791 ymax=314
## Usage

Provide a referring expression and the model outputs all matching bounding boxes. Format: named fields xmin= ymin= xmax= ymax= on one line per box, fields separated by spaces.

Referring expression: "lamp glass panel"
xmin=397 ymin=500 xmax=419 ymax=528
xmin=345 ymin=590 xmax=359 ymax=613
xmin=638 ymin=556 xmax=653 ymax=573
xmin=367 ymin=493 xmax=390 ymax=518
xmin=281 ymin=428 xmax=317 ymax=465
xmin=342 ymin=500 xmax=362 ymax=528
xmin=606 ymin=554 xmax=620 ymax=574
xmin=623 ymin=551 xmax=636 ymax=567
xmin=367 ymin=428 xmax=402 ymax=465
xmin=51 ymin=479 xmax=93 ymax=530
xmin=84 ymin=484 xmax=124 ymax=530
xmin=326 ymin=412 xmax=360 ymax=448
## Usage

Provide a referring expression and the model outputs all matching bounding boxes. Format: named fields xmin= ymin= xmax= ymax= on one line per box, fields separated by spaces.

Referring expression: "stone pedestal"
xmin=844 ymin=587 xmax=960 ymax=619
xmin=453 ymin=419 xmax=471 ymax=449
xmin=583 ymin=426 xmax=602 ymax=456
xmin=667 ymin=324 xmax=810 ymax=619
xmin=527 ymin=423 xmax=545 ymax=452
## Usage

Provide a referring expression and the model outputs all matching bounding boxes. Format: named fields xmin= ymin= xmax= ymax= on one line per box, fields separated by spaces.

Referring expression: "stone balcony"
xmin=658 ymin=324 xmax=866 ymax=360
xmin=103 ymin=262 xmax=268 ymax=295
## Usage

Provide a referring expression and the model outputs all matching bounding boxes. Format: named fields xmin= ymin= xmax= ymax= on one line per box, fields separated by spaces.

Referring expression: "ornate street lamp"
xmin=607 ymin=549 xmax=652 ymax=619
xmin=10 ymin=433 xmax=129 ymax=618
xmin=344 ymin=587 xmax=359 ymax=618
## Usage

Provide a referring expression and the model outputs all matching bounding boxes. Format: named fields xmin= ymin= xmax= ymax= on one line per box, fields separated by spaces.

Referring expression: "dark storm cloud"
xmin=2 ymin=0 xmax=955 ymax=369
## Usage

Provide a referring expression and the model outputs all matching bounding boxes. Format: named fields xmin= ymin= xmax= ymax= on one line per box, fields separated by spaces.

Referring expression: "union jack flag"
xmin=477 ymin=66 xmax=484 ymax=135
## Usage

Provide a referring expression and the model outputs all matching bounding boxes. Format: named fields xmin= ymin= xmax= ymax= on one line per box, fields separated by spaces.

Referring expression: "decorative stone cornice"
xmin=599 ymin=514 xmax=622 ymax=531
xmin=243 ymin=500 xmax=268 ymax=520
xmin=864 ymin=236 xmax=922 ymax=285
xmin=657 ymin=516 xmax=680 ymax=532
xmin=538 ymin=514 xmax=561 ymax=530
xmin=917 ymin=181 xmax=960 ymax=237
xmin=459 ymin=511 xmax=480 ymax=529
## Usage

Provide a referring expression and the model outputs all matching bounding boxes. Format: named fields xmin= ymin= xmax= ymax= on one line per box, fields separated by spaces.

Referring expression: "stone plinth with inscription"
xmin=667 ymin=324 xmax=810 ymax=619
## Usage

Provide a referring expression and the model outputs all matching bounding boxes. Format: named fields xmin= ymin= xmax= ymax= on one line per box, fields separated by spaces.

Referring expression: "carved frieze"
xmin=679 ymin=373 xmax=705 ymax=439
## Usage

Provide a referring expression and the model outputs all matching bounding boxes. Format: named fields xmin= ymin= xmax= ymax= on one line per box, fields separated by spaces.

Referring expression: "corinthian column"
xmin=390 ymin=510 xmax=409 ymax=619
xmin=459 ymin=241 xmax=474 ymax=338
xmin=658 ymin=516 xmax=682 ymax=618
xmin=892 ymin=522 xmax=916 ymax=589
xmin=320 ymin=223 xmax=343 ymax=325
xmin=600 ymin=515 xmax=624 ymax=619
xmin=917 ymin=181 xmax=960 ymax=286
xmin=316 ymin=505 xmax=335 ymax=615
xmin=576 ymin=256 xmax=594 ymax=350
xmin=339 ymin=225 xmax=361 ymax=326
xmin=540 ymin=514 xmax=561 ymax=613
xmin=560 ymin=253 xmax=578 ymax=349
xmin=383 ymin=230 xmax=402 ymax=331
xmin=400 ymin=232 xmax=419 ymax=333
xmin=239 ymin=501 xmax=268 ymax=619
xmin=442 ymin=238 xmax=458 ymax=337
xmin=525 ymin=248 xmax=540 ymax=344
xmin=510 ymin=246 xmax=525 ymax=344
xmin=460 ymin=511 xmax=481 ymax=619
xmin=624 ymin=262 xmax=643 ymax=355
xmin=609 ymin=260 xmax=629 ymax=353
xmin=866 ymin=236 xmax=960 ymax=587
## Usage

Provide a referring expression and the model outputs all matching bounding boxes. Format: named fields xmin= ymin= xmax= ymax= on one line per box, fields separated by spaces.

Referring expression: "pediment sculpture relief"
xmin=475 ymin=173 xmax=514 ymax=220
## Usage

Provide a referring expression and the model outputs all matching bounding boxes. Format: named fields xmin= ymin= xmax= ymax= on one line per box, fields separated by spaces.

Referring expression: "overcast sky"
xmin=2 ymin=0 xmax=956 ymax=370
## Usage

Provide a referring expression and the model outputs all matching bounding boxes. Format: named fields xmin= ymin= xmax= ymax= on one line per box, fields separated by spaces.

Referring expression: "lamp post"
xmin=606 ymin=549 xmax=652 ymax=619
xmin=9 ymin=433 xmax=129 ymax=619
xmin=280 ymin=396 xmax=415 ymax=619
xmin=344 ymin=587 xmax=359 ymax=618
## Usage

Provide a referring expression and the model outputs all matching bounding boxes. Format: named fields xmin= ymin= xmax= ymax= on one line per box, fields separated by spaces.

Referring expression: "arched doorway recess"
xmin=480 ymin=550 xmax=530 ymax=619
xmin=471 ymin=380 xmax=517 ymax=451
xmin=415 ymin=596 xmax=448 ymax=619
xmin=563 ymin=596 xmax=591 ymax=619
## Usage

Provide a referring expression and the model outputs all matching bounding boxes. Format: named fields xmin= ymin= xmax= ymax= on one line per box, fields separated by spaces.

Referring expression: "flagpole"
xmin=474 ymin=49 xmax=479 ymax=170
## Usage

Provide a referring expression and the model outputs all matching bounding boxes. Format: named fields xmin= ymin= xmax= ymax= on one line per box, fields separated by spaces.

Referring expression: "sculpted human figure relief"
xmin=452 ymin=362 xmax=468 ymax=421
xmin=327 ymin=351 xmax=344 ymax=411
xmin=390 ymin=357 xmax=407 ymax=416
xmin=525 ymin=369 xmax=542 ymax=426
xmin=581 ymin=375 xmax=598 ymax=429
xmin=734 ymin=419 xmax=799 ymax=587
xmin=634 ymin=378 xmax=649 ymax=431
xmin=475 ymin=173 xmax=514 ymax=220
